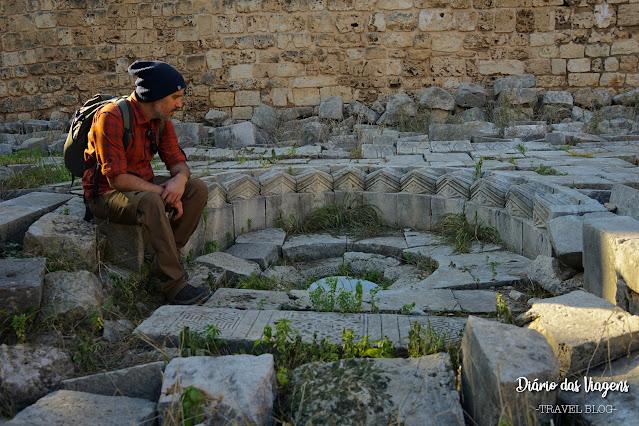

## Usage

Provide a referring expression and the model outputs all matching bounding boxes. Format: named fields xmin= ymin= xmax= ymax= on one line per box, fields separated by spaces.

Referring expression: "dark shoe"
xmin=173 ymin=284 xmax=211 ymax=305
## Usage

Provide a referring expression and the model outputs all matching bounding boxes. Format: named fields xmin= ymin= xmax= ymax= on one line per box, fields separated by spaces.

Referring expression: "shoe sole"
xmin=173 ymin=288 xmax=212 ymax=305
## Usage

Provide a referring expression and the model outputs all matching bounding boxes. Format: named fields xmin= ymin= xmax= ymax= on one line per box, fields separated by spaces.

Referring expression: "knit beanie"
xmin=127 ymin=60 xmax=186 ymax=102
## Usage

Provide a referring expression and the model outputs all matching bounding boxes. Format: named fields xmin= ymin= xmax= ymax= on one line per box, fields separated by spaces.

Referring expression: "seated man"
xmin=83 ymin=60 xmax=210 ymax=305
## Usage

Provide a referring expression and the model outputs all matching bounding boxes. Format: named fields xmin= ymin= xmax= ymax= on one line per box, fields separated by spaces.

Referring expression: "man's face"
xmin=151 ymin=89 xmax=184 ymax=120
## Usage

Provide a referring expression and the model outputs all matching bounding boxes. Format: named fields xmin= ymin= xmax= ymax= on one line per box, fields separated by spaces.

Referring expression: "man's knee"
xmin=185 ymin=178 xmax=208 ymax=201
xmin=137 ymin=191 xmax=167 ymax=224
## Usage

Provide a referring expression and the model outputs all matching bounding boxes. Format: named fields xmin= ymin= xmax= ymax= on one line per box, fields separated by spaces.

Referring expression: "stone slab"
xmin=134 ymin=306 xmax=466 ymax=349
xmin=0 ymin=257 xmax=46 ymax=314
xmin=461 ymin=316 xmax=559 ymax=426
xmin=194 ymin=252 xmax=261 ymax=281
xmin=205 ymin=288 xmax=296 ymax=310
xmin=610 ymin=183 xmax=639 ymax=221
xmin=235 ymin=228 xmax=286 ymax=249
xmin=287 ymin=354 xmax=464 ymax=426
xmin=282 ymin=234 xmax=347 ymax=261
xmin=452 ymin=290 xmax=498 ymax=313
xmin=0 ymin=192 xmax=73 ymax=244
xmin=7 ymin=390 xmax=156 ymax=426
xmin=347 ymin=236 xmax=408 ymax=258
xmin=403 ymin=230 xmax=443 ymax=248
xmin=60 ymin=361 xmax=164 ymax=401
xmin=225 ymin=243 xmax=279 ymax=270
xmin=376 ymin=289 xmax=461 ymax=312
xmin=517 ymin=291 xmax=639 ymax=376
xmin=158 ymin=354 xmax=276 ymax=426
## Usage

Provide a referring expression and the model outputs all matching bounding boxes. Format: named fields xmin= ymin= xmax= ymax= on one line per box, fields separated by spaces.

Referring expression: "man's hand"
xmin=170 ymin=200 xmax=183 ymax=221
xmin=160 ymin=173 xmax=187 ymax=205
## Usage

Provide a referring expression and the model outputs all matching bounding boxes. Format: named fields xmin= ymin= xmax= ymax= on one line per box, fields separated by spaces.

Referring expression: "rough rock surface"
xmin=527 ymin=255 xmax=578 ymax=294
xmin=158 ymin=354 xmax=276 ymax=425
xmin=0 ymin=344 xmax=74 ymax=412
xmin=40 ymin=271 xmax=104 ymax=323
xmin=0 ymin=257 xmax=46 ymax=314
xmin=285 ymin=354 xmax=463 ymax=426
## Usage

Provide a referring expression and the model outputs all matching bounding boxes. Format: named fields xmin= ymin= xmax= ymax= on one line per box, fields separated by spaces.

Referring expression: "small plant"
xmin=516 ymin=143 xmax=526 ymax=156
xmin=2 ymin=243 xmax=22 ymax=259
xmin=225 ymin=232 xmax=233 ymax=247
xmin=11 ymin=313 xmax=27 ymax=343
xmin=309 ymin=277 xmax=364 ymax=313
xmin=203 ymin=240 xmax=220 ymax=255
xmin=298 ymin=197 xmax=386 ymax=237
xmin=348 ymin=147 xmax=363 ymax=159
xmin=179 ymin=386 xmax=206 ymax=426
xmin=487 ymin=256 xmax=498 ymax=279
xmin=403 ymin=252 xmax=438 ymax=278
xmin=401 ymin=302 xmax=416 ymax=314
xmin=435 ymin=212 xmax=500 ymax=253
xmin=62 ymin=207 xmax=70 ymax=215
xmin=88 ymin=309 xmax=104 ymax=331
xmin=202 ymin=208 xmax=208 ymax=225
xmin=247 ymin=218 xmax=252 ymax=232
xmin=496 ymin=294 xmax=513 ymax=324
xmin=534 ymin=163 xmax=559 ymax=175
xmin=179 ymin=325 xmax=228 ymax=357
xmin=341 ymin=329 xmax=394 ymax=359
xmin=472 ymin=158 xmax=483 ymax=181
xmin=396 ymin=110 xmax=431 ymax=133
xmin=69 ymin=331 xmax=108 ymax=372
xmin=237 ymin=273 xmax=278 ymax=291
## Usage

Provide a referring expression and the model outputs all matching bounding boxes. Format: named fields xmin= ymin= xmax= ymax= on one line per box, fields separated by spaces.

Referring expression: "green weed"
xmin=396 ymin=110 xmax=431 ymax=133
xmin=435 ymin=212 xmax=501 ymax=253
xmin=309 ymin=276 xmax=364 ymax=313
xmin=534 ymin=164 xmax=558 ymax=175
xmin=0 ymin=153 xmax=71 ymax=191
xmin=202 ymin=240 xmax=220 ymax=255
xmin=237 ymin=273 xmax=278 ymax=291
xmin=297 ymin=199 xmax=386 ymax=238
xmin=406 ymin=320 xmax=461 ymax=372
xmin=179 ymin=386 xmax=206 ymax=426
xmin=179 ymin=325 xmax=228 ymax=357
xmin=496 ymin=294 xmax=513 ymax=324
xmin=341 ymin=329 xmax=394 ymax=359
xmin=401 ymin=302 xmax=416 ymax=314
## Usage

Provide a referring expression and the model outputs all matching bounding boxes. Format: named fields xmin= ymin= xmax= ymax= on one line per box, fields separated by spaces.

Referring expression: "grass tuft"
xmin=435 ymin=212 xmax=501 ymax=253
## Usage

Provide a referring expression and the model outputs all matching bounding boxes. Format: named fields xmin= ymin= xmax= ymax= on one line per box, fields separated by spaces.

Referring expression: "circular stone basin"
xmin=307 ymin=276 xmax=380 ymax=293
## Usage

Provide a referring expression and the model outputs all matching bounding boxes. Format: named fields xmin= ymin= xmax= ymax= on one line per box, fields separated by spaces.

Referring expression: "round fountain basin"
xmin=308 ymin=276 xmax=380 ymax=293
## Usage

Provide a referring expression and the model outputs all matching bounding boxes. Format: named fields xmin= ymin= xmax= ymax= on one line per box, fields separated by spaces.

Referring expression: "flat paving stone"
xmin=235 ymin=228 xmax=286 ymax=249
xmin=342 ymin=252 xmax=401 ymax=274
xmin=404 ymin=231 xmax=443 ymax=248
xmin=7 ymin=390 xmax=156 ymax=426
xmin=194 ymin=252 xmax=261 ymax=281
xmin=225 ymin=243 xmax=279 ymax=270
xmin=416 ymin=267 xmax=477 ymax=290
xmin=134 ymin=306 xmax=466 ymax=348
xmin=205 ymin=288 xmax=294 ymax=310
xmin=0 ymin=192 xmax=73 ymax=244
xmin=376 ymin=289 xmax=461 ymax=312
xmin=282 ymin=234 xmax=347 ymax=261
xmin=452 ymin=290 xmax=498 ymax=313
xmin=347 ymin=236 xmax=408 ymax=257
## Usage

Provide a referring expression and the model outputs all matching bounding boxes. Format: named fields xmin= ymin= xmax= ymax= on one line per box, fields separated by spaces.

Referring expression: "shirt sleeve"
xmin=91 ymin=108 xmax=128 ymax=181
xmin=157 ymin=119 xmax=187 ymax=170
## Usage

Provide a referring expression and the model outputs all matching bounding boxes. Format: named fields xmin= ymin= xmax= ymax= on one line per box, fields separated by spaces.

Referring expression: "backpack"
xmin=63 ymin=94 xmax=133 ymax=179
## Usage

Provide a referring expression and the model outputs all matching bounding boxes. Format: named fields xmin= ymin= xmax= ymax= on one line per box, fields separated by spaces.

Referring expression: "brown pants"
xmin=88 ymin=177 xmax=208 ymax=300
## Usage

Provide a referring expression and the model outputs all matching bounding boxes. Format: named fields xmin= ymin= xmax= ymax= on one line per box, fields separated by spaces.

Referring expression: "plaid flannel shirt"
xmin=82 ymin=92 xmax=186 ymax=199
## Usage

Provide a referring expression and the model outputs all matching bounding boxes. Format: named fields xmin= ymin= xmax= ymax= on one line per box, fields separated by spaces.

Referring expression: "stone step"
xmin=134 ymin=306 xmax=466 ymax=349
xmin=0 ymin=192 xmax=73 ymax=245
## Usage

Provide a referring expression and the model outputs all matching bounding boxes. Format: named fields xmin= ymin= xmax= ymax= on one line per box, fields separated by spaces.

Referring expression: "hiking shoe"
xmin=173 ymin=284 xmax=211 ymax=305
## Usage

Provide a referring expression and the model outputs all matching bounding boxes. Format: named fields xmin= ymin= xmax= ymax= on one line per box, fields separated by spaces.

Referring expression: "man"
xmin=83 ymin=60 xmax=210 ymax=305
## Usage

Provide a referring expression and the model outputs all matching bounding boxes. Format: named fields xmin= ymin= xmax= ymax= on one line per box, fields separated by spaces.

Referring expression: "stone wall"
xmin=1 ymin=0 xmax=638 ymax=122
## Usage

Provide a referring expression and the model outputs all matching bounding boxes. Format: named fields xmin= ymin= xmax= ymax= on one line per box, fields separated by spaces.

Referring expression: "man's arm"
xmin=108 ymin=174 xmax=164 ymax=195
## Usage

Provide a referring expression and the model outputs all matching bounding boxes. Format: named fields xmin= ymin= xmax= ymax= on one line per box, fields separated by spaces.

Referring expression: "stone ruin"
xmin=1 ymin=76 xmax=639 ymax=424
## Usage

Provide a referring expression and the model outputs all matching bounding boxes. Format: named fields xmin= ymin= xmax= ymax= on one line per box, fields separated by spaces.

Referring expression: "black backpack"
xmin=63 ymin=94 xmax=133 ymax=179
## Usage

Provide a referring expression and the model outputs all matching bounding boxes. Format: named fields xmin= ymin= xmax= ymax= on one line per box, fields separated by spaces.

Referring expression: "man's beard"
xmin=152 ymin=103 xmax=174 ymax=121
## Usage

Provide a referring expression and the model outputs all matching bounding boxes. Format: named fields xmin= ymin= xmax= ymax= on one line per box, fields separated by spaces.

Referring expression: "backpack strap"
xmin=114 ymin=97 xmax=132 ymax=152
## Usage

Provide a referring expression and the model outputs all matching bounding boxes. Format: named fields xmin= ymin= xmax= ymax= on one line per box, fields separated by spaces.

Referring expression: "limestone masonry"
xmin=1 ymin=0 xmax=639 ymax=122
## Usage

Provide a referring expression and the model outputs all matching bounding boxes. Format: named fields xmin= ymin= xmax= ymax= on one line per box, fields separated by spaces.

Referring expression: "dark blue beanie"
xmin=128 ymin=60 xmax=186 ymax=102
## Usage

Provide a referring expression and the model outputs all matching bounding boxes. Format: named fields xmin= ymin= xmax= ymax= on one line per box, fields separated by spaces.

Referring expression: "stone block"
xmin=0 ymin=257 xmax=45 ymax=314
xmin=397 ymin=193 xmax=432 ymax=230
xmin=522 ymin=219 xmax=553 ymax=259
xmin=95 ymin=219 xmax=145 ymax=272
xmin=282 ymin=234 xmax=347 ymax=261
xmin=0 ymin=344 xmax=74 ymax=413
xmin=518 ymin=291 xmax=639 ymax=376
xmin=158 ymin=355 xmax=276 ymax=425
xmin=9 ymin=390 xmax=156 ymax=425
xmin=318 ymin=96 xmax=344 ymax=121
xmin=264 ymin=193 xmax=301 ymax=229
xmin=204 ymin=204 xmax=235 ymax=250
xmin=232 ymin=196 xmax=266 ymax=237
xmin=172 ymin=121 xmax=204 ymax=147
xmin=461 ymin=316 xmax=559 ymax=426
xmin=236 ymin=228 xmax=286 ymax=251
xmin=23 ymin=213 xmax=103 ymax=269
xmin=61 ymin=361 xmax=164 ymax=401
xmin=226 ymin=243 xmax=279 ymax=270
xmin=0 ymin=192 xmax=73 ymax=245
xmin=212 ymin=122 xmax=257 ymax=149
xmin=583 ymin=215 xmax=639 ymax=303
xmin=194 ymin=252 xmax=261 ymax=281
xmin=430 ymin=195 xmax=465 ymax=228
xmin=41 ymin=271 xmax=104 ymax=323
xmin=610 ymin=184 xmax=639 ymax=221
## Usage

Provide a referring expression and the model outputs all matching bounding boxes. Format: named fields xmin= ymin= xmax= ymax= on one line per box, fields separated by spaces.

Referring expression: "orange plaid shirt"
xmin=82 ymin=92 xmax=186 ymax=199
